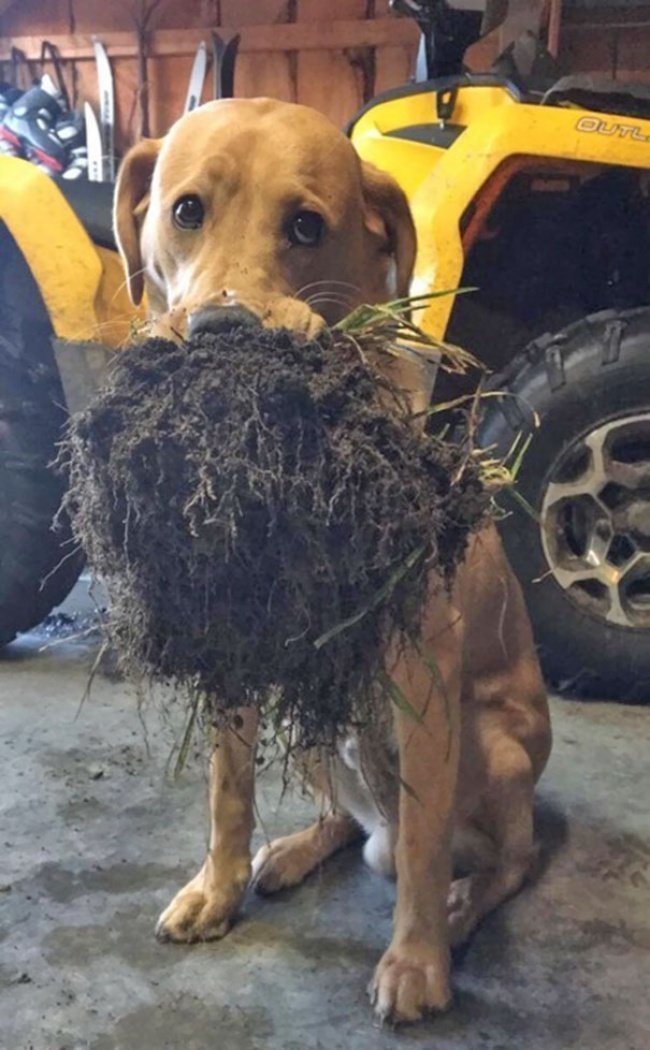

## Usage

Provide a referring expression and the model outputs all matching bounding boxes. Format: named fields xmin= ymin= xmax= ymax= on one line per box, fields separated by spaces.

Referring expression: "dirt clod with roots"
xmin=60 ymin=327 xmax=490 ymax=747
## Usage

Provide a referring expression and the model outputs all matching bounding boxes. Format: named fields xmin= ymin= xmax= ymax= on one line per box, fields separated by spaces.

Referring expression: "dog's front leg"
xmin=370 ymin=589 xmax=463 ymax=1024
xmin=156 ymin=707 xmax=258 ymax=943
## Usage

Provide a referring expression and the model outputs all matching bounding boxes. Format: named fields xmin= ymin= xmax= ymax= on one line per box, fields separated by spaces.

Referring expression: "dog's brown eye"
xmin=172 ymin=195 xmax=204 ymax=230
xmin=287 ymin=210 xmax=324 ymax=248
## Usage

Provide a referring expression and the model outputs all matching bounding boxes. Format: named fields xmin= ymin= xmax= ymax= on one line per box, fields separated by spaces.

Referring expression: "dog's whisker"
xmin=305 ymin=291 xmax=354 ymax=308
xmin=297 ymin=279 xmax=361 ymax=292
xmin=307 ymin=304 xmax=354 ymax=316
xmin=306 ymin=298 xmax=355 ymax=314
xmin=111 ymin=266 xmax=148 ymax=302
xmin=307 ymin=302 xmax=354 ymax=317
xmin=297 ymin=279 xmax=362 ymax=299
xmin=305 ymin=290 xmax=352 ymax=302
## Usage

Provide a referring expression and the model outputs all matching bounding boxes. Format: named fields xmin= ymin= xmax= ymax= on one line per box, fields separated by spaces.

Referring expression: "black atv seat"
xmin=54 ymin=177 xmax=116 ymax=251
xmin=542 ymin=75 xmax=650 ymax=121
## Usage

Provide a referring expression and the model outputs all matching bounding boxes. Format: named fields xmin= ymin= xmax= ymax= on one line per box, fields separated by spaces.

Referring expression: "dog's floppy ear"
xmin=360 ymin=161 xmax=417 ymax=299
xmin=114 ymin=138 xmax=162 ymax=305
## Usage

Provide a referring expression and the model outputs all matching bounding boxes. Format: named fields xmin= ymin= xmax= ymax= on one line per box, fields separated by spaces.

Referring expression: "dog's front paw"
xmin=251 ymin=836 xmax=314 ymax=895
xmin=155 ymin=857 xmax=249 ymax=943
xmin=369 ymin=941 xmax=451 ymax=1024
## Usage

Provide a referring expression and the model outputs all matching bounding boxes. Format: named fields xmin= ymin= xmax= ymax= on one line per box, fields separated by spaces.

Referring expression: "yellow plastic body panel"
xmin=94 ymin=245 xmax=145 ymax=348
xmin=351 ymin=86 xmax=650 ymax=337
xmin=0 ymin=156 xmax=140 ymax=348
xmin=351 ymin=84 xmax=517 ymax=198
xmin=0 ymin=156 xmax=105 ymax=341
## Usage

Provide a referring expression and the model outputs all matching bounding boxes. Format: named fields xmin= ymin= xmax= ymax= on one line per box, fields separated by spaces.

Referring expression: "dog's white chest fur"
xmin=334 ymin=734 xmax=398 ymax=878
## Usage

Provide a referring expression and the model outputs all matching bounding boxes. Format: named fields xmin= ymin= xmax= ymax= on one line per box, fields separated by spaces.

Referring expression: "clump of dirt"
xmin=60 ymin=327 xmax=490 ymax=746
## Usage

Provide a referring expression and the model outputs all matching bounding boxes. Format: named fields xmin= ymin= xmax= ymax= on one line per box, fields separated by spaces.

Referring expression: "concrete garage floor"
xmin=1 ymin=581 xmax=649 ymax=1050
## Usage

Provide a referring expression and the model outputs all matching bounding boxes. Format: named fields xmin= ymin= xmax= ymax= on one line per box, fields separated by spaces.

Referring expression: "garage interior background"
xmin=0 ymin=1 xmax=648 ymax=150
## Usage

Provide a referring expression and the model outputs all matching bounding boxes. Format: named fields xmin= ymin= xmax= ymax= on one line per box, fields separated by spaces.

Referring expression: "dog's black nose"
xmin=188 ymin=305 xmax=261 ymax=338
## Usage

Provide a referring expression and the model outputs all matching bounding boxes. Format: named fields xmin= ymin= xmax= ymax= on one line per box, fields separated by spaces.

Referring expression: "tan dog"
xmin=114 ymin=98 xmax=551 ymax=1025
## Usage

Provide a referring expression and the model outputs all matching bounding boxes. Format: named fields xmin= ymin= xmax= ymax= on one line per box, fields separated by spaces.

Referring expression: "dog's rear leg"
xmin=448 ymin=740 xmax=537 ymax=947
xmin=251 ymin=812 xmax=361 ymax=895
xmin=156 ymin=707 xmax=258 ymax=943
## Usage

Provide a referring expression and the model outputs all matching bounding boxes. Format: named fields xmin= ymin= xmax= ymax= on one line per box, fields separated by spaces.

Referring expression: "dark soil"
xmin=60 ymin=327 xmax=489 ymax=745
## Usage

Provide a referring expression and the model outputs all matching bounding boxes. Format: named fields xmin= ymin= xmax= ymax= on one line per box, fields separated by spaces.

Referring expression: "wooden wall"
xmin=467 ymin=3 xmax=650 ymax=84
xmin=0 ymin=1 xmax=418 ymax=153
xmin=560 ymin=4 xmax=650 ymax=84
xmin=0 ymin=1 xmax=649 ymax=159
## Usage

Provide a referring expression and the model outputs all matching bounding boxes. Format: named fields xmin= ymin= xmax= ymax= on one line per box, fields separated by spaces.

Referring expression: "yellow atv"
xmin=1 ymin=0 xmax=648 ymax=702
xmin=0 ymin=160 xmax=134 ymax=643
xmin=350 ymin=0 xmax=650 ymax=699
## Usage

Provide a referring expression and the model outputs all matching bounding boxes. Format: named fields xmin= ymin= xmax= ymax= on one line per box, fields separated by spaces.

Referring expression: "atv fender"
xmin=0 ymin=155 xmax=105 ymax=342
xmin=351 ymin=89 xmax=650 ymax=341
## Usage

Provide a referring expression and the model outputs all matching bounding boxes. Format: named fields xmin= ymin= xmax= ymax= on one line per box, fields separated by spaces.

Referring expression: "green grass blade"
xmin=505 ymin=487 xmax=540 ymax=522
xmin=421 ymin=652 xmax=453 ymax=761
xmin=377 ymin=668 xmax=423 ymax=724
xmin=313 ymin=544 xmax=426 ymax=650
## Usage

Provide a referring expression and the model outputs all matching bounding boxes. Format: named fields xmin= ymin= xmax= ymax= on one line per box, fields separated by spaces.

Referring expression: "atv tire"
xmin=479 ymin=308 xmax=650 ymax=701
xmin=0 ymin=233 xmax=82 ymax=646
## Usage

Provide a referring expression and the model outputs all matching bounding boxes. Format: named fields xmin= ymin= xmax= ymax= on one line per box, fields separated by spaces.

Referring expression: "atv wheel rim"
xmin=540 ymin=412 xmax=650 ymax=629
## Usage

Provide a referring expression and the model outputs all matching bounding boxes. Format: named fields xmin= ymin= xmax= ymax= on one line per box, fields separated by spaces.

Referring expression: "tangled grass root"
xmin=60 ymin=326 xmax=490 ymax=747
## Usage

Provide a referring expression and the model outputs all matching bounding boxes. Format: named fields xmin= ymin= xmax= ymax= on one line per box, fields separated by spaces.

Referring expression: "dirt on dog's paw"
xmin=155 ymin=860 xmax=249 ymax=943
xmin=250 ymin=837 xmax=315 ymax=895
xmin=369 ymin=941 xmax=452 ymax=1024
